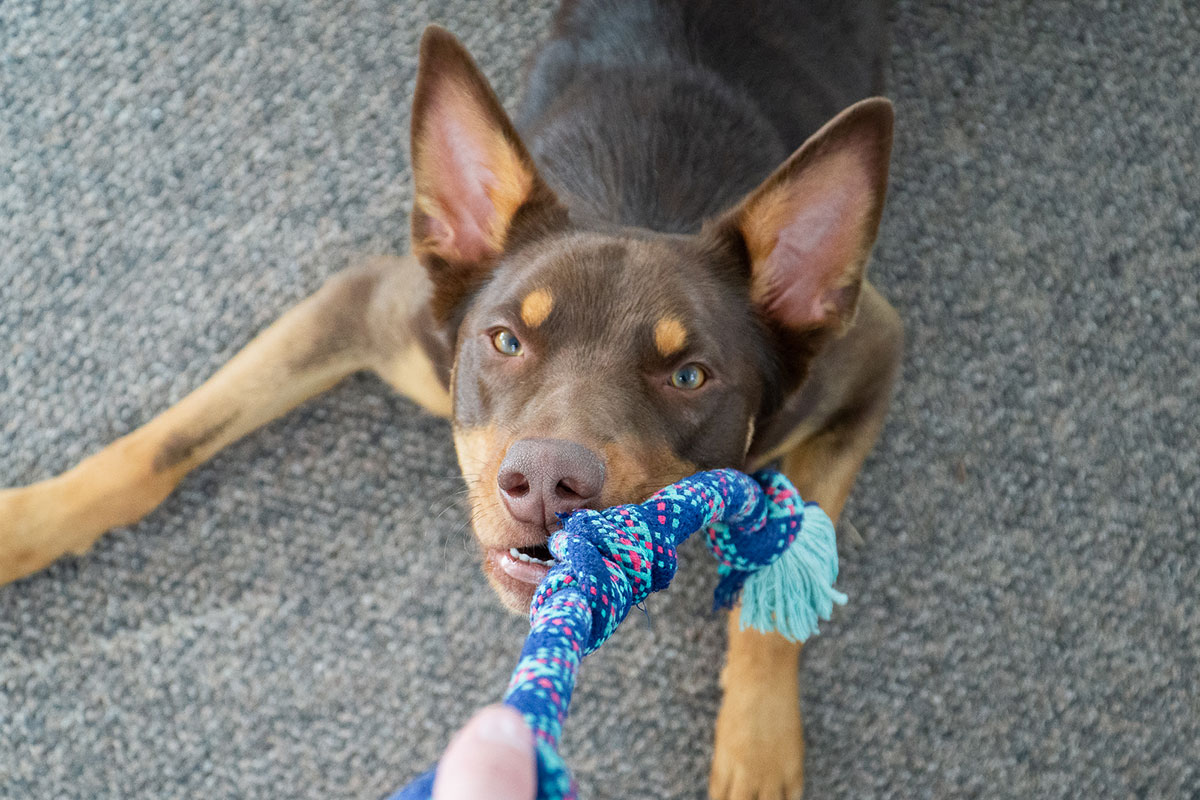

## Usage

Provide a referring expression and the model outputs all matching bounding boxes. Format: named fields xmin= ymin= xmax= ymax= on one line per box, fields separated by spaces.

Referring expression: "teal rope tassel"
xmin=738 ymin=501 xmax=847 ymax=641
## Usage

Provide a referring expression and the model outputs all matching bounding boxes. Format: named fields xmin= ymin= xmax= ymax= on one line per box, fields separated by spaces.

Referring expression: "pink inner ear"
xmin=757 ymin=152 xmax=873 ymax=330
xmin=423 ymin=106 xmax=506 ymax=263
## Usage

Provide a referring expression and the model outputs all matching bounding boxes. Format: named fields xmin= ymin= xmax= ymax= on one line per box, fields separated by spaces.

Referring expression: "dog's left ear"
xmin=410 ymin=26 xmax=562 ymax=318
xmin=716 ymin=98 xmax=893 ymax=336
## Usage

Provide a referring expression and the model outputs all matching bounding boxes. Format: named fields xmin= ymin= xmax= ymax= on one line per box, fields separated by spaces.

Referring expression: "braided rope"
xmin=392 ymin=468 xmax=845 ymax=800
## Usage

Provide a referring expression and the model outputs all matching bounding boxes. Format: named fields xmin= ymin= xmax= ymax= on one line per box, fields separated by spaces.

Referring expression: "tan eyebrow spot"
xmin=654 ymin=316 xmax=688 ymax=357
xmin=520 ymin=288 xmax=554 ymax=327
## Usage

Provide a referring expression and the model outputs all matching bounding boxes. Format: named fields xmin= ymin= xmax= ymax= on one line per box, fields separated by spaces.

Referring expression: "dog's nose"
xmin=497 ymin=438 xmax=606 ymax=528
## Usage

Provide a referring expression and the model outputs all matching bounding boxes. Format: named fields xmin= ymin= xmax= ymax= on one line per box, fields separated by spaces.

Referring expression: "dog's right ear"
xmin=712 ymin=98 xmax=893 ymax=339
xmin=410 ymin=26 xmax=562 ymax=320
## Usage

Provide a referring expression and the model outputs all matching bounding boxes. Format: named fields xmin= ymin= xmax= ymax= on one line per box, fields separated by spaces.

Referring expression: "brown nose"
xmin=497 ymin=438 xmax=606 ymax=528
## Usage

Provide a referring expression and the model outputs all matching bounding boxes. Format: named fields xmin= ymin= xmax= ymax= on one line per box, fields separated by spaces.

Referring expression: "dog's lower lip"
xmin=488 ymin=549 xmax=551 ymax=585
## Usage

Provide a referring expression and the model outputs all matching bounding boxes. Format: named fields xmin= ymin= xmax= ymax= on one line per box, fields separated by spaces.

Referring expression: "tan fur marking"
xmin=453 ymin=424 xmax=533 ymax=615
xmin=653 ymin=316 xmax=688 ymax=357
xmin=376 ymin=344 xmax=453 ymax=417
xmin=481 ymin=132 xmax=536 ymax=250
xmin=741 ymin=151 xmax=874 ymax=298
xmin=452 ymin=424 xmax=511 ymax=551
xmin=520 ymin=288 xmax=554 ymax=328
xmin=600 ymin=438 xmax=695 ymax=505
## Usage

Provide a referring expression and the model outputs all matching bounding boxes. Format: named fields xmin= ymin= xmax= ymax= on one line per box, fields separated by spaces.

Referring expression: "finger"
xmin=433 ymin=705 xmax=536 ymax=800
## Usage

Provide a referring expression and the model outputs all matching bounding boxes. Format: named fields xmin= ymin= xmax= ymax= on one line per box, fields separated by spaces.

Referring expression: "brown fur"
xmin=1 ymin=22 xmax=903 ymax=800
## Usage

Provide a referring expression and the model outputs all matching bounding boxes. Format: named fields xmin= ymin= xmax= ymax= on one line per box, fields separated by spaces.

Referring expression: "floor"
xmin=1 ymin=1 xmax=1197 ymax=797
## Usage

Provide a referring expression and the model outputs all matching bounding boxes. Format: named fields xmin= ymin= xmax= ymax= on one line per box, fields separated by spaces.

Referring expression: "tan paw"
xmin=0 ymin=438 xmax=184 ymax=586
xmin=0 ymin=485 xmax=59 ymax=586
xmin=0 ymin=473 xmax=133 ymax=586
xmin=709 ymin=685 xmax=805 ymax=800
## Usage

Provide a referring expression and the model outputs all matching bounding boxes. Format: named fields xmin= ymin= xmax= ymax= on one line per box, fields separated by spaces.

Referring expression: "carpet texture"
xmin=1 ymin=1 xmax=1197 ymax=798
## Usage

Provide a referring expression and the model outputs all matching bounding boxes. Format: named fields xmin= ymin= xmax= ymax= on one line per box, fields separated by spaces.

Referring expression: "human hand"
xmin=432 ymin=705 xmax=536 ymax=800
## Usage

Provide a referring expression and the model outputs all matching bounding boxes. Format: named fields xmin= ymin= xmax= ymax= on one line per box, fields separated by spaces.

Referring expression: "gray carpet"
xmin=2 ymin=1 xmax=1197 ymax=798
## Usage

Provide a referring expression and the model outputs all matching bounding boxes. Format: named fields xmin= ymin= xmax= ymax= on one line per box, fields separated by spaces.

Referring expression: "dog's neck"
xmin=512 ymin=0 xmax=886 ymax=234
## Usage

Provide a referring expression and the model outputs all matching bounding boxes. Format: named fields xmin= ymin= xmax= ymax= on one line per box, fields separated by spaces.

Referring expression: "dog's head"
xmin=409 ymin=28 xmax=892 ymax=610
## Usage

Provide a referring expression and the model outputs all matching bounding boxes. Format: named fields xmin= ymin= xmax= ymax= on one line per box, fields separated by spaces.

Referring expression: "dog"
xmin=0 ymin=1 xmax=901 ymax=797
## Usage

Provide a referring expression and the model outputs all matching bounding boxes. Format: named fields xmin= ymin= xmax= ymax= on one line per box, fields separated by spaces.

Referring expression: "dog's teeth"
xmin=506 ymin=546 xmax=554 ymax=567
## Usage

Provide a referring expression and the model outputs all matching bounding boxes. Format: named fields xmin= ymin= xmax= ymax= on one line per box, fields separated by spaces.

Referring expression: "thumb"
xmin=433 ymin=705 xmax=537 ymax=800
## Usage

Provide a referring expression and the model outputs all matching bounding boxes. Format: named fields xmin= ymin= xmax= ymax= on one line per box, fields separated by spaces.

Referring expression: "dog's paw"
xmin=0 ymin=481 xmax=98 ymax=586
xmin=0 ymin=486 xmax=49 ymax=586
xmin=709 ymin=685 xmax=805 ymax=800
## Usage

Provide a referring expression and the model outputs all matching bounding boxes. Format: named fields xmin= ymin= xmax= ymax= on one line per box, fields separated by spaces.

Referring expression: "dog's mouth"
xmin=485 ymin=542 xmax=557 ymax=604
xmin=506 ymin=543 xmax=555 ymax=567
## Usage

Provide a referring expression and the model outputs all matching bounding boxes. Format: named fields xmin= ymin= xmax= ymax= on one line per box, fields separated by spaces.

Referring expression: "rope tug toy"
xmin=390 ymin=468 xmax=846 ymax=800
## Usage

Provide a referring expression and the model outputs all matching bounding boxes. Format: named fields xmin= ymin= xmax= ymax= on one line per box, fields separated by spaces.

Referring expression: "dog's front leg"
xmin=712 ymin=613 xmax=806 ymax=800
xmin=0 ymin=255 xmax=447 ymax=586
xmin=710 ymin=411 xmax=891 ymax=800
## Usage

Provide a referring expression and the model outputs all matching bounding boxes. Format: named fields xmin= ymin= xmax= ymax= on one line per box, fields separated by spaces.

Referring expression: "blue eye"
xmin=491 ymin=328 xmax=523 ymax=356
xmin=670 ymin=364 xmax=706 ymax=389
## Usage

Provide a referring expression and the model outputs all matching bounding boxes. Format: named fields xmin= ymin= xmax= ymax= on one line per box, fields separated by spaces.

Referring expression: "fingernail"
xmin=471 ymin=706 xmax=530 ymax=748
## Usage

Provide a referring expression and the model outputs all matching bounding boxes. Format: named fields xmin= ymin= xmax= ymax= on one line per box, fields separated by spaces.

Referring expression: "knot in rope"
xmin=531 ymin=500 xmax=680 ymax=655
xmin=706 ymin=470 xmax=814 ymax=608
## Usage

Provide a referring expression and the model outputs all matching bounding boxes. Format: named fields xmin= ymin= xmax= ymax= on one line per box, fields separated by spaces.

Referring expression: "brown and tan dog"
xmin=1 ymin=3 xmax=901 ymax=798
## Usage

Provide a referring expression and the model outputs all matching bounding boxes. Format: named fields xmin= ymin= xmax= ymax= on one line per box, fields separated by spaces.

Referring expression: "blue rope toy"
xmin=391 ymin=468 xmax=846 ymax=800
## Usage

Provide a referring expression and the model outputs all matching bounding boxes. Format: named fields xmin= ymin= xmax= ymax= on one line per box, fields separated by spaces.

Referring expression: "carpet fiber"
xmin=2 ymin=1 xmax=1197 ymax=798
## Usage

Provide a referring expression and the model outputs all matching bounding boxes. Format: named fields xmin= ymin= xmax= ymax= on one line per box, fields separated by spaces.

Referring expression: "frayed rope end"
xmin=738 ymin=503 xmax=847 ymax=642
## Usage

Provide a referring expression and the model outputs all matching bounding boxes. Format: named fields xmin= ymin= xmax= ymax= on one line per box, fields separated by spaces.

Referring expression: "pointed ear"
xmin=409 ymin=26 xmax=561 ymax=316
xmin=718 ymin=98 xmax=893 ymax=336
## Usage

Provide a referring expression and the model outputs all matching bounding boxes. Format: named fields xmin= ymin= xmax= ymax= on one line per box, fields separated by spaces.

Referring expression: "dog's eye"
xmin=670 ymin=364 xmax=706 ymax=390
xmin=491 ymin=328 xmax=523 ymax=356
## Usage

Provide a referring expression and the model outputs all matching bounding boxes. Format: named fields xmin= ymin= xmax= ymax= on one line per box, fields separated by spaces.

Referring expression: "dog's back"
xmin=518 ymin=0 xmax=888 ymax=232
